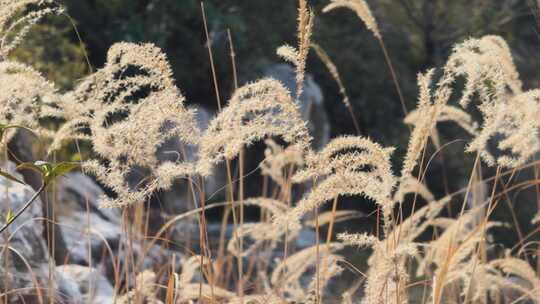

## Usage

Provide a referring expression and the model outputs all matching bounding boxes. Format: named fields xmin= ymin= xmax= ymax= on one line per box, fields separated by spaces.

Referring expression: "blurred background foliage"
xmin=11 ymin=0 xmax=539 ymax=137
xmin=11 ymin=0 xmax=539 ymax=140
xmin=8 ymin=0 xmax=540 ymax=233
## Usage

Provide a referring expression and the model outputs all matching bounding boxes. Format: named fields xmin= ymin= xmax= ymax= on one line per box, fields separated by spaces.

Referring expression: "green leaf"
xmin=5 ymin=209 xmax=14 ymax=224
xmin=0 ymin=170 xmax=25 ymax=185
xmin=16 ymin=161 xmax=78 ymax=184
xmin=34 ymin=161 xmax=53 ymax=176
xmin=70 ymin=153 xmax=81 ymax=162
xmin=50 ymin=162 xmax=79 ymax=180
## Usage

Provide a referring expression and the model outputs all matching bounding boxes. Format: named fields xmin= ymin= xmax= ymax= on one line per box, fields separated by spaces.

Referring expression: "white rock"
xmin=56 ymin=172 xmax=122 ymax=265
xmin=56 ymin=264 xmax=114 ymax=304
xmin=0 ymin=161 xmax=50 ymax=301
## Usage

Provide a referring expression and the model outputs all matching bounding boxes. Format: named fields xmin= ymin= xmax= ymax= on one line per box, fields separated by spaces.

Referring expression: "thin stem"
xmin=201 ymin=1 xmax=222 ymax=111
xmin=534 ymin=160 xmax=540 ymax=274
xmin=227 ymin=29 xmax=239 ymax=91
xmin=63 ymin=13 xmax=93 ymax=73
xmin=345 ymin=104 xmax=362 ymax=135
xmin=326 ymin=196 xmax=339 ymax=245
xmin=377 ymin=38 xmax=408 ymax=117
xmin=238 ymin=149 xmax=245 ymax=302
xmin=498 ymin=178 xmax=528 ymax=263
xmin=311 ymin=43 xmax=361 ymax=134
xmin=279 ymin=165 xmax=295 ymax=294
xmin=432 ymin=153 xmax=482 ymax=304
xmin=200 ymin=4 xmax=221 ymax=300
xmin=0 ymin=183 xmax=47 ymax=234
xmin=224 ymin=160 xmax=242 ymax=293
xmin=216 ymin=203 xmax=230 ymax=282
xmin=198 ymin=176 xmax=216 ymax=302
xmin=315 ymin=206 xmax=320 ymax=304
xmin=320 ymin=196 xmax=339 ymax=300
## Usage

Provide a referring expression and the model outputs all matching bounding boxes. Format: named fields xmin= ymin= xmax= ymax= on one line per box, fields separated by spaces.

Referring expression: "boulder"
xmin=56 ymin=172 xmax=122 ymax=265
xmin=56 ymin=171 xmax=184 ymax=288
xmin=55 ymin=264 xmax=114 ymax=303
xmin=0 ymin=161 xmax=50 ymax=302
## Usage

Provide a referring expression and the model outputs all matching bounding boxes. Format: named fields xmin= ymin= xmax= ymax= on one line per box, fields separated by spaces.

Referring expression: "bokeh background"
xmin=11 ymin=0 xmax=540 ymax=246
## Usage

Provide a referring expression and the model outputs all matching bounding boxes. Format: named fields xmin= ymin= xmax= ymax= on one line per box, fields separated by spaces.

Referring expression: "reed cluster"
xmin=1 ymin=0 xmax=540 ymax=303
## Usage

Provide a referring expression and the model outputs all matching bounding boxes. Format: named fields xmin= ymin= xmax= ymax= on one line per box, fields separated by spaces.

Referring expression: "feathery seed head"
xmin=277 ymin=136 xmax=396 ymax=234
xmin=70 ymin=43 xmax=201 ymax=208
xmin=197 ymin=78 xmax=312 ymax=177
xmin=0 ymin=0 xmax=63 ymax=59
xmin=0 ymin=61 xmax=59 ymax=142
xmin=323 ymin=0 xmax=380 ymax=39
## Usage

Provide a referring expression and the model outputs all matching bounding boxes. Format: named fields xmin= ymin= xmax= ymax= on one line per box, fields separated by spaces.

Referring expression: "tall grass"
xmin=1 ymin=0 xmax=540 ymax=303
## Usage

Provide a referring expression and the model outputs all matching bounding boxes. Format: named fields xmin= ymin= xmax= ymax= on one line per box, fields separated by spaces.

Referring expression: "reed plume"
xmin=444 ymin=35 xmax=522 ymax=109
xmin=466 ymin=89 xmax=540 ymax=168
xmin=276 ymin=136 xmax=396 ymax=234
xmin=116 ymin=270 xmax=161 ymax=304
xmin=275 ymin=0 xmax=314 ymax=101
xmin=227 ymin=198 xmax=294 ymax=257
xmin=68 ymin=43 xmax=201 ymax=207
xmin=168 ymin=255 xmax=236 ymax=302
xmin=401 ymin=69 xmax=451 ymax=177
xmin=337 ymin=196 xmax=449 ymax=304
xmin=393 ymin=175 xmax=435 ymax=204
xmin=0 ymin=0 xmax=64 ymax=59
xmin=295 ymin=0 xmax=314 ymax=99
xmin=197 ymin=78 xmax=312 ymax=177
xmin=323 ymin=0 xmax=409 ymax=117
xmin=419 ymin=205 xmax=503 ymax=304
xmin=405 ymin=35 xmax=540 ymax=169
xmin=339 ymin=231 xmax=417 ymax=304
xmin=271 ymin=243 xmax=344 ymax=301
xmin=260 ymin=139 xmax=304 ymax=187
xmin=322 ymin=0 xmax=380 ymax=39
xmin=2 ymin=1 xmax=540 ymax=303
xmin=0 ymin=61 xmax=60 ymax=142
